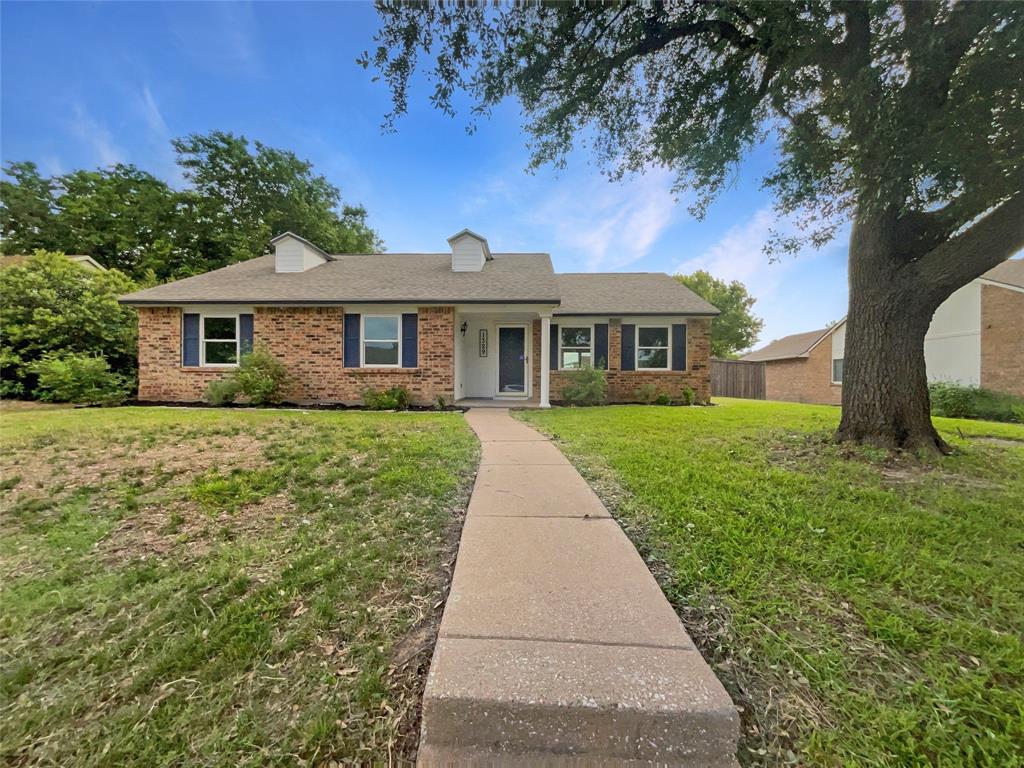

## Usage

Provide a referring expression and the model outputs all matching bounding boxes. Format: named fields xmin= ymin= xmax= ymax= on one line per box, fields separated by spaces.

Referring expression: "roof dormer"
xmin=272 ymin=232 xmax=331 ymax=273
xmin=448 ymin=229 xmax=492 ymax=272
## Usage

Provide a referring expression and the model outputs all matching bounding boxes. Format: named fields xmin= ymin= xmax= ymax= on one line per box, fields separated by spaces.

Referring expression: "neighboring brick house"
xmin=742 ymin=259 xmax=1024 ymax=403
xmin=120 ymin=230 xmax=719 ymax=406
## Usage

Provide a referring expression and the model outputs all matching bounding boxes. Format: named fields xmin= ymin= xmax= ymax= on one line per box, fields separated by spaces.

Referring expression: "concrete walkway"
xmin=418 ymin=409 xmax=739 ymax=767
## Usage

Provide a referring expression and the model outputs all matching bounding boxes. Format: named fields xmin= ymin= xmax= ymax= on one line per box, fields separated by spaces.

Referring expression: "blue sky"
xmin=1 ymin=1 xmax=852 ymax=350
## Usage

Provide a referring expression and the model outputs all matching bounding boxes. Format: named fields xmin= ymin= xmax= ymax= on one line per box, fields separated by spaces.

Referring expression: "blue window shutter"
xmin=549 ymin=323 xmax=559 ymax=370
xmin=239 ymin=314 xmax=254 ymax=355
xmin=182 ymin=313 xmax=200 ymax=367
xmin=671 ymin=324 xmax=687 ymax=370
xmin=344 ymin=313 xmax=361 ymax=368
xmin=401 ymin=312 xmax=418 ymax=368
xmin=594 ymin=323 xmax=609 ymax=369
xmin=620 ymin=324 xmax=635 ymax=371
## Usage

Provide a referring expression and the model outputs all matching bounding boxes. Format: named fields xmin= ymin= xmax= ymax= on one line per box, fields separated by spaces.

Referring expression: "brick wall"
xmin=763 ymin=338 xmax=842 ymax=405
xmin=531 ymin=318 xmax=712 ymax=403
xmin=136 ymin=306 xmax=455 ymax=405
xmin=980 ymin=284 xmax=1024 ymax=397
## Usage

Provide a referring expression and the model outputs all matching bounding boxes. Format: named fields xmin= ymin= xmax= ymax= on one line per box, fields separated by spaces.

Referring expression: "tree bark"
xmin=835 ymin=211 xmax=948 ymax=452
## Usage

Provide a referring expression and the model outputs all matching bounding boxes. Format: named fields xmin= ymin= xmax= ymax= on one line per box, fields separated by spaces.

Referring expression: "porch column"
xmin=540 ymin=314 xmax=552 ymax=408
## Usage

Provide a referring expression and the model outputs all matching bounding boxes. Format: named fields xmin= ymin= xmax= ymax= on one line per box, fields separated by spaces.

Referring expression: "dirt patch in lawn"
xmin=4 ymin=433 xmax=268 ymax=499
xmin=98 ymin=491 xmax=293 ymax=566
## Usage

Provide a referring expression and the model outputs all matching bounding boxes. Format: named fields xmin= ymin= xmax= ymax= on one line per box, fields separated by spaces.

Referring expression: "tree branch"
xmin=914 ymin=192 xmax=1024 ymax=306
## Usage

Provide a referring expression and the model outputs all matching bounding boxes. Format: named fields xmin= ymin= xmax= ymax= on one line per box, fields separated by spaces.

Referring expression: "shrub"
xmin=205 ymin=378 xmax=241 ymax=406
xmin=634 ymin=381 xmax=658 ymax=405
xmin=560 ymin=364 xmax=607 ymax=406
xmin=929 ymin=382 xmax=1023 ymax=423
xmin=435 ymin=394 xmax=448 ymax=410
xmin=30 ymin=352 xmax=129 ymax=405
xmin=0 ymin=251 xmax=138 ymax=397
xmin=655 ymin=392 xmax=672 ymax=406
xmin=680 ymin=386 xmax=696 ymax=406
xmin=204 ymin=345 xmax=290 ymax=406
xmin=362 ymin=385 xmax=411 ymax=410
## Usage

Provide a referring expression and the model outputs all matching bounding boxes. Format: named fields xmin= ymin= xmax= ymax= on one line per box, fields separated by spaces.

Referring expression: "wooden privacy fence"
xmin=711 ymin=358 xmax=765 ymax=400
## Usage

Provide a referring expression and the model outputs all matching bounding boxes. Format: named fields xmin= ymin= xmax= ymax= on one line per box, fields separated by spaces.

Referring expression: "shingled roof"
xmin=554 ymin=273 xmax=719 ymax=316
xmin=120 ymin=252 xmax=720 ymax=315
xmin=742 ymin=327 xmax=835 ymax=362
xmin=981 ymin=259 xmax=1024 ymax=290
xmin=120 ymin=253 xmax=562 ymax=305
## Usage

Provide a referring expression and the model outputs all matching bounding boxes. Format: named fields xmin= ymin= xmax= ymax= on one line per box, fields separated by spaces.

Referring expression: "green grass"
xmin=518 ymin=399 xmax=1024 ymax=768
xmin=0 ymin=406 xmax=478 ymax=766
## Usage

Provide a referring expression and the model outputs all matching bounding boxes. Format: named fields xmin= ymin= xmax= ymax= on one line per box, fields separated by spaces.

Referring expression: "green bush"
xmin=680 ymin=386 xmax=696 ymax=406
xmin=362 ymin=385 xmax=412 ymax=410
xmin=634 ymin=381 xmax=658 ymax=405
xmin=30 ymin=352 xmax=130 ymax=405
xmin=204 ymin=345 xmax=290 ymax=406
xmin=929 ymin=382 xmax=1023 ymax=423
xmin=654 ymin=392 xmax=672 ymax=406
xmin=560 ymin=363 xmax=608 ymax=406
xmin=0 ymin=251 xmax=138 ymax=397
xmin=205 ymin=378 xmax=241 ymax=406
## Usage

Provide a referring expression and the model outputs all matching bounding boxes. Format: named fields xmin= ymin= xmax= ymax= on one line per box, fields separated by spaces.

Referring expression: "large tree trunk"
xmin=835 ymin=212 xmax=947 ymax=452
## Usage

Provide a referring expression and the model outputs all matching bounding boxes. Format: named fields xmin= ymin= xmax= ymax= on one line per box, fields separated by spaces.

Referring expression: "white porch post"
xmin=540 ymin=314 xmax=552 ymax=408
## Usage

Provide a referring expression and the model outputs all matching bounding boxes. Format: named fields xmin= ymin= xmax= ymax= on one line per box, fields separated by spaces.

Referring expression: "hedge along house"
xmin=742 ymin=258 xmax=1024 ymax=404
xmin=119 ymin=230 xmax=719 ymax=406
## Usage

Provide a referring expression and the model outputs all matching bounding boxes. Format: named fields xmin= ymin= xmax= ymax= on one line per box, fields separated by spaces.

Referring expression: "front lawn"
xmin=519 ymin=399 xmax=1024 ymax=767
xmin=0 ymin=406 xmax=477 ymax=766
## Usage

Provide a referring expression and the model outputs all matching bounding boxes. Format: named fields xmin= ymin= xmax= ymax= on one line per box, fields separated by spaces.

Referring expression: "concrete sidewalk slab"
xmin=464 ymin=409 xmax=548 ymax=441
xmin=480 ymin=440 xmax=570 ymax=466
xmin=422 ymin=637 xmax=739 ymax=766
xmin=418 ymin=408 xmax=739 ymax=766
xmin=442 ymin=516 xmax=693 ymax=648
xmin=467 ymin=464 xmax=610 ymax=518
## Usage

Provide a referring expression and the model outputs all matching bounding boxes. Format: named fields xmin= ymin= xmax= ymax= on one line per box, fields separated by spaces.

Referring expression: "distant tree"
xmin=172 ymin=131 xmax=382 ymax=266
xmin=0 ymin=162 xmax=64 ymax=254
xmin=675 ymin=271 xmax=763 ymax=358
xmin=56 ymin=165 xmax=184 ymax=278
xmin=0 ymin=131 xmax=383 ymax=282
xmin=0 ymin=252 xmax=138 ymax=398
xmin=363 ymin=2 xmax=1024 ymax=451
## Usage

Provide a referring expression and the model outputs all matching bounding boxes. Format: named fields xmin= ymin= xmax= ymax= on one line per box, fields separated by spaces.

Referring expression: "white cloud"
xmin=676 ymin=207 xmax=796 ymax=295
xmin=138 ymin=86 xmax=169 ymax=137
xmin=168 ymin=2 xmax=261 ymax=74
xmin=463 ymin=164 xmax=679 ymax=270
xmin=676 ymin=206 xmax=851 ymax=351
xmin=69 ymin=104 xmax=124 ymax=167
xmin=538 ymin=168 xmax=678 ymax=271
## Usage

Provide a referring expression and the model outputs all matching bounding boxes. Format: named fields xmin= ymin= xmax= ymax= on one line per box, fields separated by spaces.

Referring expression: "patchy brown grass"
xmin=0 ymin=407 xmax=478 ymax=767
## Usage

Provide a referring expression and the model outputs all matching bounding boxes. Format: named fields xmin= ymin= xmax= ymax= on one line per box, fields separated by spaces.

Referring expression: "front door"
xmin=497 ymin=326 xmax=527 ymax=396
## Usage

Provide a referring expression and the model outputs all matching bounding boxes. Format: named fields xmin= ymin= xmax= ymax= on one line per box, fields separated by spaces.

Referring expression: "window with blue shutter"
xmin=343 ymin=313 xmax=361 ymax=368
xmin=239 ymin=314 xmax=254 ymax=355
xmin=620 ymin=323 xmax=636 ymax=370
xmin=182 ymin=313 xmax=200 ymax=367
xmin=671 ymin=324 xmax=687 ymax=370
xmin=594 ymin=323 xmax=609 ymax=369
xmin=401 ymin=313 xmax=418 ymax=368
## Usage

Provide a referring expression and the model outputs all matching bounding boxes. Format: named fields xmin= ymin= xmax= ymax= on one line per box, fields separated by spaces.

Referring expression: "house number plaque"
xmin=479 ymin=329 xmax=488 ymax=357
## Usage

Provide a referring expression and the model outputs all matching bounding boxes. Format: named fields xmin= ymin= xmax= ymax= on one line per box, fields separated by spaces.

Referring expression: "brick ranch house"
xmin=119 ymin=230 xmax=719 ymax=407
xmin=742 ymin=258 xmax=1024 ymax=404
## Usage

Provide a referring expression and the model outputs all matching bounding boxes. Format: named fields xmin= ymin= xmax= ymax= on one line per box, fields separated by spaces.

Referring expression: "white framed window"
xmin=832 ymin=358 xmax=844 ymax=384
xmin=201 ymin=315 xmax=239 ymax=366
xmin=559 ymin=325 xmax=593 ymax=369
xmin=362 ymin=314 xmax=401 ymax=367
xmin=636 ymin=326 xmax=670 ymax=370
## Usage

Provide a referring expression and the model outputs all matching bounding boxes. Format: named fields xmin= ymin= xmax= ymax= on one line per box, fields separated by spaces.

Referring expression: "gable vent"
xmin=272 ymin=232 xmax=330 ymax=273
xmin=448 ymin=229 xmax=492 ymax=272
